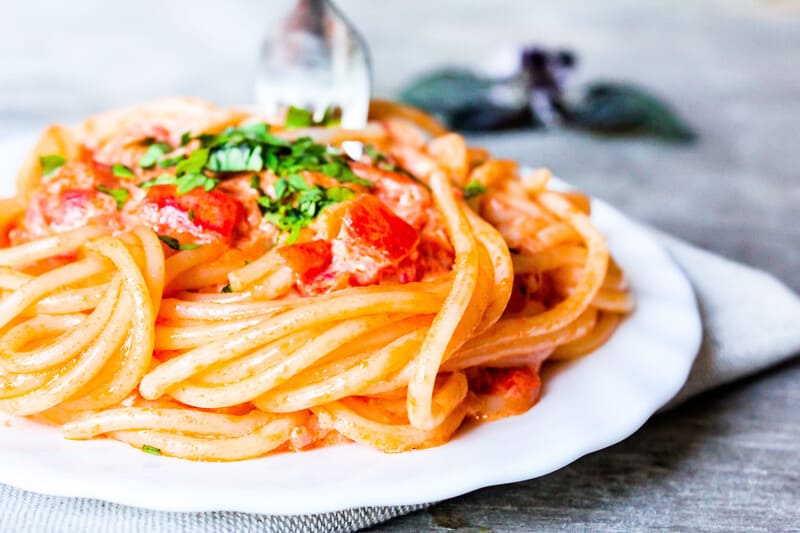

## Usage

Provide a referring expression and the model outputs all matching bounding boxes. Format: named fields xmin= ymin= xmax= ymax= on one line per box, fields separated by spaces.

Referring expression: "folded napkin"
xmin=2 ymin=233 xmax=799 ymax=533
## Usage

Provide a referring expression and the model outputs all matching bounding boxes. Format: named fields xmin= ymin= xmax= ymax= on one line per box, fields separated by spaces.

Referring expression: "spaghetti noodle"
xmin=0 ymin=98 xmax=633 ymax=460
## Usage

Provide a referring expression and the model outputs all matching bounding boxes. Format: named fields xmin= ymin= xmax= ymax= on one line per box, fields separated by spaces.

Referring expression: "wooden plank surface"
xmin=1 ymin=1 xmax=798 ymax=531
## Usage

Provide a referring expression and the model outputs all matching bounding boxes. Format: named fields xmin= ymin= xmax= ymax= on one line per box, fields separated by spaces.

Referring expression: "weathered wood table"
xmin=1 ymin=1 xmax=798 ymax=531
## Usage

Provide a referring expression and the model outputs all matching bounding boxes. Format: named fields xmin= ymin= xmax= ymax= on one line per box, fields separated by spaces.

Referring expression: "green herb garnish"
xmin=112 ymin=164 xmax=136 ymax=179
xmin=284 ymin=105 xmax=341 ymax=129
xmin=138 ymin=175 xmax=177 ymax=189
xmin=257 ymin=174 xmax=355 ymax=244
xmin=95 ymin=185 xmax=129 ymax=210
xmin=184 ymin=124 xmax=371 ymax=187
xmin=462 ymin=180 xmax=487 ymax=199
xmin=142 ymin=445 xmax=161 ymax=456
xmin=249 ymin=175 xmax=267 ymax=196
xmin=158 ymin=235 xmax=201 ymax=251
xmin=175 ymin=172 xmax=218 ymax=195
xmin=138 ymin=124 xmax=369 ymax=227
xmin=39 ymin=154 xmax=66 ymax=179
xmin=158 ymin=154 xmax=186 ymax=168
xmin=139 ymin=142 xmax=171 ymax=169
xmin=285 ymin=106 xmax=314 ymax=129
xmin=220 ymin=284 xmax=233 ymax=293
xmin=364 ymin=144 xmax=385 ymax=162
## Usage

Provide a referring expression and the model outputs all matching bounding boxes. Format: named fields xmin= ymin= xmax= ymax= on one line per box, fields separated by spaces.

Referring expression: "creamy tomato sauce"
xmin=12 ymin=133 xmax=454 ymax=295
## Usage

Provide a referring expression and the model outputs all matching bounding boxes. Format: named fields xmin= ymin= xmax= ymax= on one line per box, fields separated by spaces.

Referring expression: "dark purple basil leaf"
xmin=449 ymin=104 xmax=534 ymax=132
xmin=398 ymin=68 xmax=495 ymax=120
xmin=569 ymin=82 xmax=697 ymax=143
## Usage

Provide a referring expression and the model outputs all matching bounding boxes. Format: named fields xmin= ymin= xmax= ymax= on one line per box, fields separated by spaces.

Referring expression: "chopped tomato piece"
xmin=142 ymin=185 xmax=245 ymax=242
xmin=277 ymin=240 xmax=332 ymax=282
xmin=339 ymin=194 xmax=419 ymax=264
xmin=349 ymin=162 xmax=430 ymax=230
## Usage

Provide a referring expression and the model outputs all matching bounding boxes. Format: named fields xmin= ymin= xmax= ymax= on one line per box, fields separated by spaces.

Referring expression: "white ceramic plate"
xmin=0 ymin=135 xmax=701 ymax=514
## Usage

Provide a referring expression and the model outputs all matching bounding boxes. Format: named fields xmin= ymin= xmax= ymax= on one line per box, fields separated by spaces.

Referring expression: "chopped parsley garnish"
xmin=95 ymin=185 xmax=129 ymax=210
xmin=188 ymin=208 xmax=195 ymax=222
xmin=249 ymin=175 xmax=267 ymax=196
xmin=142 ymin=445 xmax=161 ymax=456
xmin=138 ymin=142 xmax=170 ymax=169
xmin=157 ymin=234 xmax=201 ymax=251
xmin=257 ymin=174 xmax=355 ymax=243
xmin=220 ymin=283 xmax=233 ymax=293
xmin=463 ymin=180 xmax=487 ymax=199
xmin=137 ymin=146 xmax=218 ymax=195
xmin=138 ymin=175 xmax=178 ymax=189
xmin=363 ymin=144 xmax=385 ymax=162
xmin=137 ymin=124 xmax=369 ymax=198
xmin=176 ymin=173 xmax=218 ymax=195
xmin=158 ymin=154 xmax=186 ymax=168
xmin=285 ymin=105 xmax=341 ymax=129
xmin=184 ymin=124 xmax=372 ymax=187
xmin=175 ymin=147 xmax=209 ymax=175
xmin=285 ymin=106 xmax=314 ymax=129
xmin=207 ymin=144 xmax=264 ymax=173
xmin=112 ymin=164 xmax=136 ymax=179
xmin=132 ymin=124 xmax=371 ymax=233
xmin=39 ymin=154 xmax=66 ymax=179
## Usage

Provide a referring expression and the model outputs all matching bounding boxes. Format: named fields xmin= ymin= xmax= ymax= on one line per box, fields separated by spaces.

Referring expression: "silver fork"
xmin=254 ymin=0 xmax=372 ymax=130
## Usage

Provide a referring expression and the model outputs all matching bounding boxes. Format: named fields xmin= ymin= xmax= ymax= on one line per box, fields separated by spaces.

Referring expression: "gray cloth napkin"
xmin=2 ymin=234 xmax=799 ymax=533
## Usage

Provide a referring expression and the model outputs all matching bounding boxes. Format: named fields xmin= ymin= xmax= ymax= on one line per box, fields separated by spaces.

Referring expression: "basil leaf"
xmin=463 ymin=180 xmax=487 ymax=199
xmin=142 ymin=445 xmax=161 ymax=455
xmin=175 ymin=172 xmax=210 ymax=195
xmin=325 ymin=186 xmax=355 ymax=203
xmin=139 ymin=175 xmax=178 ymax=189
xmin=158 ymin=155 xmax=186 ymax=168
xmin=158 ymin=235 xmax=201 ymax=251
xmin=285 ymin=106 xmax=314 ymax=129
xmin=288 ymin=174 xmax=310 ymax=191
xmin=207 ymin=145 xmax=263 ymax=172
xmin=157 ymin=235 xmax=181 ymax=250
xmin=39 ymin=154 xmax=66 ymax=179
xmin=112 ymin=164 xmax=136 ymax=179
xmin=95 ymin=185 xmax=129 ymax=210
xmin=139 ymin=143 xmax=170 ymax=169
xmin=175 ymin=148 xmax=209 ymax=175
xmin=364 ymin=145 xmax=386 ymax=163
xmin=249 ymin=175 xmax=267 ymax=197
xmin=570 ymin=82 xmax=697 ymax=143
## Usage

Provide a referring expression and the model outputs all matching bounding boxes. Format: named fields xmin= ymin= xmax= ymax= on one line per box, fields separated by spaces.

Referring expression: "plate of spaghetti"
xmin=0 ymin=99 xmax=700 ymax=514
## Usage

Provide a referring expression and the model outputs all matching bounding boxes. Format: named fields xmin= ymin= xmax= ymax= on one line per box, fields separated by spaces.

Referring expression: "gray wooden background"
xmin=1 ymin=0 xmax=798 ymax=531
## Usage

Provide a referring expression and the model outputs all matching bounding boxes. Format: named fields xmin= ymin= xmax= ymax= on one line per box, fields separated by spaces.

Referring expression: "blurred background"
xmin=1 ymin=0 xmax=798 ymax=291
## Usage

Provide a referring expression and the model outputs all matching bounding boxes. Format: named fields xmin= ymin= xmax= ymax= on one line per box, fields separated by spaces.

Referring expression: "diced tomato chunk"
xmin=277 ymin=240 xmax=332 ymax=282
xmin=349 ymin=162 xmax=430 ymax=230
xmin=339 ymin=194 xmax=419 ymax=263
xmin=142 ymin=185 xmax=245 ymax=242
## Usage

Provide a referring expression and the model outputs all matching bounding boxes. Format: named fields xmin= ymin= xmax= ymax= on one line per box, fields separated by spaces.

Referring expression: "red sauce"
xmin=13 ymin=140 xmax=454 ymax=295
